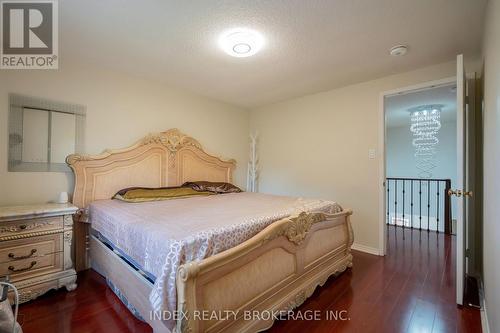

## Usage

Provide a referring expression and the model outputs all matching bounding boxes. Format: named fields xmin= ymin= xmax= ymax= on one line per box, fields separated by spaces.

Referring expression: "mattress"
xmin=89 ymin=192 xmax=342 ymax=329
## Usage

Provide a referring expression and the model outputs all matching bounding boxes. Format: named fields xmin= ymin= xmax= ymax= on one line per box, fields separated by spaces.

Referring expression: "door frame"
xmin=378 ymin=76 xmax=457 ymax=256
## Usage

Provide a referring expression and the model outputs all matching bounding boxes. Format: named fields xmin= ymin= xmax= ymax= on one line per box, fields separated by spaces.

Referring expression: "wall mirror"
xmin=8 ymin=94 xmax=86 ymax=172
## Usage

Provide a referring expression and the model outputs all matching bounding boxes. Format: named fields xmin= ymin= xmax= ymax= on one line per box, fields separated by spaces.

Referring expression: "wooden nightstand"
xmin=0 ymin=203 xmax=78 ymax=303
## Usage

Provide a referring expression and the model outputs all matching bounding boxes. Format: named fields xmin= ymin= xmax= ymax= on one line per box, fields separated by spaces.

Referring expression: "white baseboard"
xmin=351 ymin=243 xmax=381 ymax=256
xmin=481 ymin=300 xmax=490 ymax=333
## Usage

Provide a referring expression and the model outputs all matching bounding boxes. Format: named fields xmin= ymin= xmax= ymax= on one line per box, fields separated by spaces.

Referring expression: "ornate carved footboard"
xmin=175 ymin=209 xmax=353 ymax=333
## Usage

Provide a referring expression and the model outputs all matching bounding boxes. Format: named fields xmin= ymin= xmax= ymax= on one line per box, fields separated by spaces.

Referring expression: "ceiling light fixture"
xmin=219 ymin=28 xmax=264 ymax=58
xmin=390 ymin=45 xmax=408 ymax=56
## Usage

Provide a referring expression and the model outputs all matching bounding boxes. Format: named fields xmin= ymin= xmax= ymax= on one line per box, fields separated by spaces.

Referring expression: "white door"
xmin=455 ymin=54 xmax=467 ymax=306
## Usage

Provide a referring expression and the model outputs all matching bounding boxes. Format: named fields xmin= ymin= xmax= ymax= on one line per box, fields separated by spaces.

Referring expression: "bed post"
xmin=73 ymin=209 xmax=90 ymax=271
xmin=177 ymin=261 xmax=201 ymax=333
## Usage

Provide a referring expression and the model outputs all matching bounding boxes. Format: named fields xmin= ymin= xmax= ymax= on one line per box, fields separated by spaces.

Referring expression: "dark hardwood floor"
xmin=18 ymin=226 xmax=481 ymax=333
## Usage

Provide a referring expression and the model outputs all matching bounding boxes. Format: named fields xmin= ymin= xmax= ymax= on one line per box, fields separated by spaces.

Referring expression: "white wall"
xmin=481 ymin=0 xmax=500 ymax=331
xmin=0 ymin=62 xmax=249 ymax=205
xmin=250 ymin=61 xmax=461 ymax=250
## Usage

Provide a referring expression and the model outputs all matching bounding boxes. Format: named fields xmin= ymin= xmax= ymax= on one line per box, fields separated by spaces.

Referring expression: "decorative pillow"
xmin=182 ymin=181 xmax=242 ymax=194
xmin=113 ymin=187 xmax=213 ymax=202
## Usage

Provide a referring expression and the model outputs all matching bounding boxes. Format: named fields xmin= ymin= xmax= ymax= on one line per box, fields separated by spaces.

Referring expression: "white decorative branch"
xmin=247 ymin=132 xmax=259 ymax=192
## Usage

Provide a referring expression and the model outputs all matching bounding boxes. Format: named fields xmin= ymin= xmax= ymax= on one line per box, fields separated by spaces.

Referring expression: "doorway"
xmin=384 ymin=83 xmax=458 ymax=237
xmin=379 ymin=58 xmax=483 ymax=308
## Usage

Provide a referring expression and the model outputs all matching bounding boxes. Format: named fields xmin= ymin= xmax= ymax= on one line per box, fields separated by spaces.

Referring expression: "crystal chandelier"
xmin=409 ymin=104 xmax=442 ymax=178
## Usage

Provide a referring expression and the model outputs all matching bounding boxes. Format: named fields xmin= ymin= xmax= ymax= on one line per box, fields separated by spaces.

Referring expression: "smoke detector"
xmin=389 ymin=45 xmax=408 ymax=56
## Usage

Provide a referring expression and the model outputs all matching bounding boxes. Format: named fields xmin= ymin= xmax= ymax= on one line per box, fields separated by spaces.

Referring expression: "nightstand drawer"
xmin=0 ymin=216 xmax=63 ymax=239
xmin=0 ymin=252 xmax=63 ymax=280
xmin=0 ymin=233 xmax=63 ymax=264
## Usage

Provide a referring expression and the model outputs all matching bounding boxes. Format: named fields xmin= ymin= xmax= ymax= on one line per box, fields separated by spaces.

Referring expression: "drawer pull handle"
xmin=8 ymin=249 xmax=37 ymax=260
xmin=8 ymin=261 xmax=37 ymax=273
xmin=19 ymin=225 xmax=27 ymax=230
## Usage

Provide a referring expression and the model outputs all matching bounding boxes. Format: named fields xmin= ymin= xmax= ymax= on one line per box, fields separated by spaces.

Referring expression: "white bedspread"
xmin=89 ymin=192 xmax=342 ymax=329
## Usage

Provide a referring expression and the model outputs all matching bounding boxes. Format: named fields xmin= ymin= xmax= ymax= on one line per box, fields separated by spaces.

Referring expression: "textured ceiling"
xmin=61 ymin=0 xmax=487 ymax=108
xmin=385 ymin=84 xmax=457 ymax=128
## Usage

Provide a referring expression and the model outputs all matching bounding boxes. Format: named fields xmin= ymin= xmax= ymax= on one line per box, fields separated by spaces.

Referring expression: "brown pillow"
xmin=113 ymin=186 xmax=213 ymax=202
xmin=182 ymin=181 xmax=242 ymax=194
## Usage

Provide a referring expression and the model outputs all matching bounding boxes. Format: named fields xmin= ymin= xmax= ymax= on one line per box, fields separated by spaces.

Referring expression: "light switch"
xmin=368 ymin=148 xmax=376 ymax=159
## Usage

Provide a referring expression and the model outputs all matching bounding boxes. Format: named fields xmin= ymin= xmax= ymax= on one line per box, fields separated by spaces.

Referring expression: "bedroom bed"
xmin=67 ymin=129 xmax=354 ymax=333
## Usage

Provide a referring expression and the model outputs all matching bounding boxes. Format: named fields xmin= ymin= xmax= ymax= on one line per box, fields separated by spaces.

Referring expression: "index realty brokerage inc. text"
xmin=150 ymin=309 xmax=350 ymax=322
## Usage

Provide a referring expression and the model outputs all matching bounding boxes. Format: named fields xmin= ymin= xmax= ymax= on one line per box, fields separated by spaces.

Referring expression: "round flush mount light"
xmin=233 ymin=43 xmax=251 ymax=54
xmin=389 ymin=45 xmax=408 ymax=56
xmin=219 ymin=28 xmax=264 ymax=58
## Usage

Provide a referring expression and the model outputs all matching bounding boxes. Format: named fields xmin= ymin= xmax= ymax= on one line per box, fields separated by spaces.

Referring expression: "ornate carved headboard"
xmin=66 ymin=129 xmax=236 ymax=208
